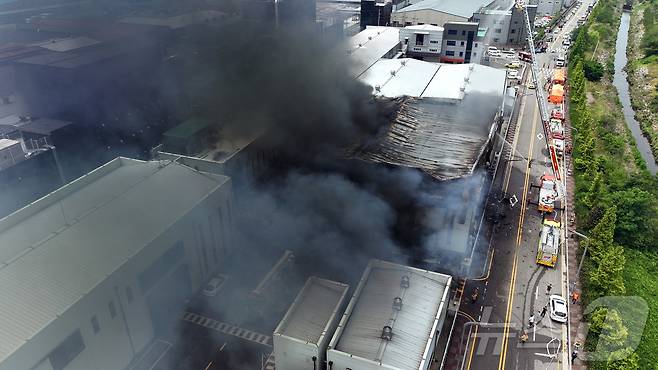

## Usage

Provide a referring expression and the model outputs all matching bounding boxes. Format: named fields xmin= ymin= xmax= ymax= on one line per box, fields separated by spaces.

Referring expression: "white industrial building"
xmin=400 ymin=24 xmax=444 ymax=58
xmin=273 ymin=277 xmax=350 ymax=370
xmin=533 ymin=0 xmax=564 ymax=17
xmin=342 ymin=26 xmax=402 ymax=78
xmin=391 ymin=0 xmax=492 ymax=27
xmin=327 ymin=260 xmax=452 ymax=370
xmin=0 ymin=157 xmax=235 ymax=370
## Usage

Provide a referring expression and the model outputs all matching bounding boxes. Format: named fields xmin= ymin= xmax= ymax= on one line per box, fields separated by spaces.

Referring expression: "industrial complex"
xmin=0 ymin=0 xmax=590 ymax=369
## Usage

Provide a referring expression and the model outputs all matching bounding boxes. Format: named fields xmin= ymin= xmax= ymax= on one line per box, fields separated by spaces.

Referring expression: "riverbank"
xmin=627 ymin=2 xmax=658 ymax=164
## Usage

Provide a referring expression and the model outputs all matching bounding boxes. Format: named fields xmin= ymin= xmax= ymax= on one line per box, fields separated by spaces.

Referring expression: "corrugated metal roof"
xmin=17 ymin=118 xmax=73 ymax=136
xmin=342 ymin=26 xmax=401 ymax=78
xmin=275 ymin=277 xmax=349 ymax=344
xmin=356 ymin=62 xmax=506 ymax=181
xmin=330 ymin=260 xmax=451 ymax=370
xmin=394 ymin=0 xmax=493 ymax=17
xmin=0 ymin=157 xmax=229 ymax=363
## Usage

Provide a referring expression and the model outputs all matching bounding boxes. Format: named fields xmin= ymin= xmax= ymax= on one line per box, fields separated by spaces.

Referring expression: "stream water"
xmin=613 ymin=11 xmax=658 ymax=174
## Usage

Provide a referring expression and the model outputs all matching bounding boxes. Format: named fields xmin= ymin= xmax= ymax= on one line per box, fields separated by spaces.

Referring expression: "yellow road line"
xmin=458 ymin=311 xmax=478 ymax=322
xmin=466 ymin=326 xmax=479 ymax=369
xmin=470 ymin=249 xmax=495 ymax=281
xmin=499 ymin=105 xmax=539 ymax=370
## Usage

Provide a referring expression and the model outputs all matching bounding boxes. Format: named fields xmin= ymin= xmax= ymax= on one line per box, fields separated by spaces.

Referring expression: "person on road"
xmin=541 ymin=305 xmax=548 ymax=317
xmin=471 ymin=287 xmax=479 ymax=303
xmin=528 ymin=314 xmax=535 ymax=327
xmin=519 ymin=330 xmax=529 ymax=343
xmin=571 ymin=291 xmax=581 ymax=304
xmin=546 ymin=283 xmax=553 ymax=295
xmin=572 ymin=349 xmax=579 ymax=362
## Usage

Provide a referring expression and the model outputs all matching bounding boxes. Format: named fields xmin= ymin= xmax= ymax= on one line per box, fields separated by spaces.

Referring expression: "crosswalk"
xmin=181 ymin=312 xmax=273 ymax=347
xmin=263 ymin=352 xmax=275 ymax=370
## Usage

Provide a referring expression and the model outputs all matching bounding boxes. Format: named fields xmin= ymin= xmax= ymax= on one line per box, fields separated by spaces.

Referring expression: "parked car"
xmin=202 ymin=274 xmax=228 ymax=297
xmin=549 ymin=295 xmax=568 ymax=323
xmin=487 ymin=46 xmax=502 ymax=57
xmin=506 ymin=61 xmax=522 ymax=69
xmin=507 ymin=69 xmax=520 ymax=79
xmin=527 ymin=82 xmax=537 ymax=89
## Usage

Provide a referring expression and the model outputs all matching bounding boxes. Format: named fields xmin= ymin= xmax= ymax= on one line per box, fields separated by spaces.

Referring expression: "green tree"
xmin=584 ymin=60 xmax=605 ymax=81
xmin=607 ymin=348 xmax=640 ymax=370
xmin=608 ymin=188 xmax=658 ymax=250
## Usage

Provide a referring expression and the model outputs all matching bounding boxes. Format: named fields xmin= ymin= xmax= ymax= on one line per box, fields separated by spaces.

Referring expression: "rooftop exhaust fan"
xmin=401 ymin=275 xmax=410 ymax=288
xmin=375 ymin=85 xmax=381 ymax=92
xmin=368 ymin=36 xmax=373 ymax=40
xmin=381 ymin=326 xmax=393 ymax=341
xmin=390 ymin=70 xmax=396 ymax=76
xmin=393 ymin=297 xmax=403 ymax=311
xmin=401 ymin=60 xmax=407 ymax=66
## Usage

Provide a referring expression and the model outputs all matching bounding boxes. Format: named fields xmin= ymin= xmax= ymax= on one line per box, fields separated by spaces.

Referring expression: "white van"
xmin=555 ymin=56 xmax=566 ymax=67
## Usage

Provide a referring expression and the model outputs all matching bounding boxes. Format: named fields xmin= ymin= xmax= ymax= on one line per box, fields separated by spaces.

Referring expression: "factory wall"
xmin=0 ymin=177 xmax=235 ymax=370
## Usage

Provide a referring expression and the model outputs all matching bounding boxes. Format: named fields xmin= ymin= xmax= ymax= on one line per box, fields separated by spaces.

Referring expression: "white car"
xmin=202 ymin=274 xmax=228 ymax=297
xmin=487 ymin=46 xmax=502 ymax=57
xmin=562 ymin=39 xmax=571 ymax=46
xmin=549 ymin=295 xmax=568 ymax=323
xmin=507 ymin=69 xmax=520 ymax=79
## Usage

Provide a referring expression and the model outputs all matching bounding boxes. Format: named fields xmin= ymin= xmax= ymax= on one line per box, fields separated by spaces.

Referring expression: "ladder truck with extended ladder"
xmin=516 ymin=0 xmax=562 ymax=180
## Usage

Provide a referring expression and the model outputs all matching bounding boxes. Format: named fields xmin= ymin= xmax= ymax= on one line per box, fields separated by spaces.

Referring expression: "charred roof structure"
xmin=355 ymin=59 xmax=506 ymax=181
xmin=327 ymin=259 xmax=452 ymax=370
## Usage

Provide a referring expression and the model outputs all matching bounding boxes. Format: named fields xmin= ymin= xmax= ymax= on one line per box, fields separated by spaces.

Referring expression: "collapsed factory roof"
xmin=328 ymin=259 xmax=452 ymax=370
xmin=274 ymin=277 xmax=349 ymax=345
xmin=355 ymin=59 xmax=506 ymax=181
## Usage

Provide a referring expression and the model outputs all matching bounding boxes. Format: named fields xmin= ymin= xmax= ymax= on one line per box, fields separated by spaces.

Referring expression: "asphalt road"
xmin=460 ymin=2 xmax=596 ymax=369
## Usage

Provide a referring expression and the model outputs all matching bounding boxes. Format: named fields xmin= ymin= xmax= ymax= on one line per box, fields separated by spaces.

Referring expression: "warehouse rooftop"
xmin=0 ymin=157 xmax=229 ymax=363
xmin=328 ymin=260 xmax=452 ymax=370
xmin=394 ymin=0 xmax=493 ymax=17
xmin=274 ymin=277 xmax=349 ymax=345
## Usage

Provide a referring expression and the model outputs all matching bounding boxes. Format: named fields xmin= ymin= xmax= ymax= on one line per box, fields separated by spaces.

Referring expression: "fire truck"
xmin=536 ymin=174 xmax=559 ymax=213
xmin=537 ymin=219 xmax=561 ymax=267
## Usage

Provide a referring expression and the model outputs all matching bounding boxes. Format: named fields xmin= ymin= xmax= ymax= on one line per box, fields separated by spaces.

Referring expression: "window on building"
xmin=462 ymin=30 xmax=466 ymax=35
xmin=514 ymin=21 xmax=518 ymax=24
xmin=494 ymin=28 xmax=502 ymax=33
xmin=430 ymin=40 xmax=439 ymax=44
xmin=460 ymin=41 xmax=465 ymax=46
xmin=446 ymin=40 xmax=456 ymax=46
xmin=126 ymin=286 xmax=134 ymax=303
xmin=413 ymin=47 xmax=422 ymax=51
xmin=430 ymin=48 xmax=438 ymax=52
xmin=48 ymin=330 xmax=85 ymax=370
xmin=91 ymin=315 xmax=100 ymax=334
xmin=473 ymin=52 xmax=477 ymax=57
xmin=510 ymin=38 xmax=514 ymax=43
xmin=392 ymin=21 xmax=399 ymax=26
xmin=474 ymin=18 xmax=480 ymax=22
xmin=447 ymin=29 xmax=458 ymax=35
xmin=108 ymin=301 xmax=117 ymax=319
xmin=474 ymin=42 xmax=478 ymax=47
xmin=405 ymin=22 xmax=412 ymax=26
xmin=415 ymin=33 xmax=425 ymax=45
xmin=511 ymin=29 xmax=516 ymax=33
xmin=418 ymin=22 xmax=424 ymax=25
xmin=493 ymin=38 xmax=499 ymax=42
xmin=445 ymin=50 xmax=455 ymax=56
xmin=431 ymin=23 xmax=438 ymax=26
xmin=459 ymin=51 xmax=464 ymax=57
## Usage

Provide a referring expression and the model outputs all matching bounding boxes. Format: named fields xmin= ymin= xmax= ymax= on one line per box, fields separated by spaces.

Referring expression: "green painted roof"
xmin=163 ymin=118 xmax=212 ymax=139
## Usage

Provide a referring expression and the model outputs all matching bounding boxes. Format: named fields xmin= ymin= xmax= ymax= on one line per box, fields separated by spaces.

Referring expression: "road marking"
xmin=499 ymin=102 xmax=539 ymax=370
xmin=536 ymin=286 xmax=539 ymax=301
xmin=182 ymin=312 xmax=272 ymax=347
xmin=466 ymin=325 xmax=479 ymax=369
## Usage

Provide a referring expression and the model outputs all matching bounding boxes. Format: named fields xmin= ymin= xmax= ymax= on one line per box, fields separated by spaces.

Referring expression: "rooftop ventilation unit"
xmin=375 ymin=85 xmax=381 ymax=92
xmin=401 ymin=60 xmax=407 ymax=66
xmin=401 ymin=275 xmax=410 ymax=288
xmin=460 ymin=85 xmax=466 ymax=92
xmin=381 ymin=326 xmax=393 ymax=341
xmin=392 ymin=297 xmax=403 ymax=311
xmin=390 ymin=70 xmax=396 ymax=76
xmin=469 ymin=64 xmax=475 ymax=71
xmin=368 ymin=36 xmax=373 ymax=40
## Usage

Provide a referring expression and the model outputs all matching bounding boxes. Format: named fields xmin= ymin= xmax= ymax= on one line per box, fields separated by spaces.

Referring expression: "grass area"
xmin=623 ymin=249 xmax=658 ymax=369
